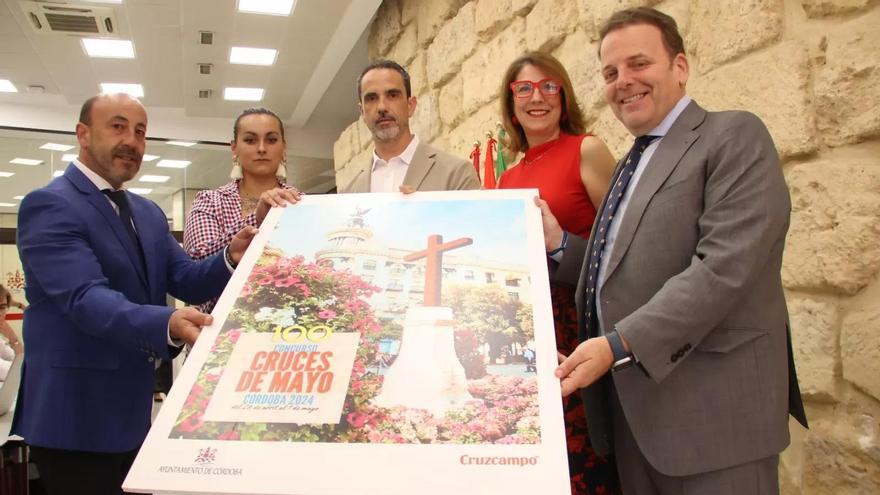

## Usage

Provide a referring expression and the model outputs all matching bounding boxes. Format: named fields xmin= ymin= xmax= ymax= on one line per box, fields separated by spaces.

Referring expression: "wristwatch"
xmin=606 ymin=329 xmax=634 ymax=372
xmin=224 ymin=246 xmax=238 ymax=269
xmin=547 ymin=231 xmax=569 ymax=256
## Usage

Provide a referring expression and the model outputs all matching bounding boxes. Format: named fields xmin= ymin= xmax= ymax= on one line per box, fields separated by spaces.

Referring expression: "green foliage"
xmin=444 ymin=284 xmax=534 ymax=346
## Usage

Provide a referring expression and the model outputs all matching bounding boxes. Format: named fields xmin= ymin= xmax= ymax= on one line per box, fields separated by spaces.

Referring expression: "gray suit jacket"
xmin=340 ymin=141 xmax=480 ymax=193
xmin=553 ymin=101 xmax=807 ymax=476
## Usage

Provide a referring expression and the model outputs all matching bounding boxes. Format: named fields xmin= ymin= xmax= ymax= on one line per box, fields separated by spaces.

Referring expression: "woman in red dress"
xmin=498 ymin=52 xmax=619 ymax=495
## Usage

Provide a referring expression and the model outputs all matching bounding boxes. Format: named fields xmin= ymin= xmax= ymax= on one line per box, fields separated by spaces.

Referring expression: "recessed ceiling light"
xmin=53 ymin=171 xmax=64 ymax=178
xmin=62 ymin=153 xmax=77 ymax=162
xmin=230 ymin=47 xmax=278 ymax=66
xmin=237 ymin=0 xmax=295 ymax=16
xmin=128 ymin=188 xmax=152 ymax=195
xmin=0 ymin=202 xmax=16 ymax=207
xmin=100 ymin=83 xmax=144 ymax=98
xmin=166 ymin=141 xmax=196 ymax=147
xmin=82 ymin=38 xmax=135 ymax=59
xmin=224 ymin=87 xmax=264 ymax=101
xmin=156 ymin=159 xmax=191 ymax=169
xmin=142 ymin=154 xmax=159 ymax=161
xmin=13 ymin=195 xmax=24 ymax=200
xmin=40 ymin=143 xmax=75 ymax=151
xmin=10 ymin=158 xmax=43 ymax=166
xmin=0 ymin=172 xmax=14 ymax=178
xmin=0 ymin=80 xmax=17 ymax=93
xmin=139 ymin=175 xmax=170 ymax=183
xmin=85 ymin=0 xmax=123 ymax=4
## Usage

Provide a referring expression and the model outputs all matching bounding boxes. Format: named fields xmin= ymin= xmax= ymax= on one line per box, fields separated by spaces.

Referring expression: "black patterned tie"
xmin=582 ymin=135 xmax=659 ymax=336
xmin=103 ymin=189 xmax=146 ymax=270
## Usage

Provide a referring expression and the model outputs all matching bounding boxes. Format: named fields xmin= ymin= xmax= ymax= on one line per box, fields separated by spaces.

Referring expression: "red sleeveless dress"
xmin=499 ymin=133 xmax=620 ymax=495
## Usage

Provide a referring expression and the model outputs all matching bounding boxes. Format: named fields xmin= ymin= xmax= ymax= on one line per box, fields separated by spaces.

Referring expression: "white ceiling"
xmin=0 ymin=0 xmax=380 ymax=214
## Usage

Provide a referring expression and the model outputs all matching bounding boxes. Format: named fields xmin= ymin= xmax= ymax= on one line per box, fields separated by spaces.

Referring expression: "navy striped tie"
xmin=582 ymin=135 xmax=658 ymax=336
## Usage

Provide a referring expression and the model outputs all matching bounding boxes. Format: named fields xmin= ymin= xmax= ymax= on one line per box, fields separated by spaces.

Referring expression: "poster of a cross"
xmin=125 ymin=189 xmax=567 ymax=495
xmin=404 ymin=234 xmax=473 ymax=306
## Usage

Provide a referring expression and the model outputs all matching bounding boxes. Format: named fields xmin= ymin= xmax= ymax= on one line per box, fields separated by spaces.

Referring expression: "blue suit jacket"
xmin=12 ymin=163 xmax=231 ymax=453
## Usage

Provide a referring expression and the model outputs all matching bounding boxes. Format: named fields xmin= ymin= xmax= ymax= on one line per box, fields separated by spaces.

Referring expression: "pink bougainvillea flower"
xmin=176 ymin=413 xmax=205 ymax=433
xmin=274 ymin=276 xmax=301 ymax=288
xmin=239 ymin=284 xmax=253 ymax=297
xmin=217 ymin=429 xmax=241 ymax=441
xmin=318 ymin=309 xmax=337 ymax=320
xmin=347 ymin=411 xmax=369 ymax=428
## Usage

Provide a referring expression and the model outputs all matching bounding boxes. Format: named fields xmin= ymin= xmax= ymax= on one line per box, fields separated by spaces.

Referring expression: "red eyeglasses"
xmin=509 ymin=78 xmax=562 ymax=98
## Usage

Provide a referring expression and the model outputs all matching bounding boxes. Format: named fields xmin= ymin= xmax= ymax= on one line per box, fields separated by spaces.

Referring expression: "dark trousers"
xmin=30 ymin=445 xmax=141 ymax=495
xmin=155 ymin=358 xmax=173 ymax=395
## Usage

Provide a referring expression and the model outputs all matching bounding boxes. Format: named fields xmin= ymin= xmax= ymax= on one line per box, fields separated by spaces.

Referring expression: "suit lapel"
xmin=603 ymin=102 xmax=705 ymax=283
xmin=357 ymin=160 xmax=371 ymax=192
xmin=401 ymin=142 xmax=435 ymax=190
xmin=67 ymin=166 xmax=149 ymax=288
xmin=346 ymin=159 xmax=371 ymax=193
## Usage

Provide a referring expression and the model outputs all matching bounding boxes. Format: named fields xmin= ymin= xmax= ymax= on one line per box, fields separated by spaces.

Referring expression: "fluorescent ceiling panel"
xmin=0 ymin=80 xmax=17 ymax=93
xmin=53 ymin=171 xmax=64 ymax=177
xmin=82 ymin=39 xmax=135 ymax=59
xmin=138 ymin=175 xmax=170 ymax=183
xmin=230 ymin=47 xmax=278 ymax=65
xmin=13 ymin=195 xmax=24 ymax=199
xmin=62 ymin=154 xmax=77 ymax=162
xmin=142 ymin=154 xmax=159 ymax=161
xmin=100 ymin=83 xmax=144 ymax=98
xmin=0 ymin=172 xmax=14 ymax=178
xmin=10 ymin=158 xmax=43 ymax=166
xmin=40 ymin=143 xmax=75 ymax=151
xmin=156 ymin=159 xmax=191 ymax=169
xmin=0 ymin=202 xmax=15 ymax=207
xmin=128 ymin=188 xmax=152 ymax=195
xmin=224 ymin=87 xmax=264 ymax=101
xmin=237 ymin=0 xmax=295 ymax=16
xmin=166 ymin=141 xmax=196 ymax=147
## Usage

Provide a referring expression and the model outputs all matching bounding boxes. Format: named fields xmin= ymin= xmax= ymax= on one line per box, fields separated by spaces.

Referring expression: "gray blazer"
xmin=339 ymin=141 xmax=480 ymax=193
xmin=553 ymin=101 xmax=807 ymax=476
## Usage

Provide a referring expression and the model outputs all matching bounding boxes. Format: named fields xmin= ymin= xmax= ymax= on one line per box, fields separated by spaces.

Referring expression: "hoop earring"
xmin=230 ymin=155 xmax=242 ymax=180
xmin=276 ymin=158 xmax=288 ymax=181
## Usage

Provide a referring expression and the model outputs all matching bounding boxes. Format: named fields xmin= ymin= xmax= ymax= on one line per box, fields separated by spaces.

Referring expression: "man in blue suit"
xmin=13 ymin=93 xmax=257 ymax=494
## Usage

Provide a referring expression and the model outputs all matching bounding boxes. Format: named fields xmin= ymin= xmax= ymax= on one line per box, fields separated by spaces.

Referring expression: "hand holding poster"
xmin=124 ymin=190 xmax=569 ymax=495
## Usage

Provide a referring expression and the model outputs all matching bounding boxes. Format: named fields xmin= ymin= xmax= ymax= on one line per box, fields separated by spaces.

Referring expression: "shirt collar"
xmin=72 ymin=157 xmax=116 ymax=192
xmin=371 ymin=135 xmax=420 ymax=172
xmin=646 ymin=95 xmax=692 ymax=138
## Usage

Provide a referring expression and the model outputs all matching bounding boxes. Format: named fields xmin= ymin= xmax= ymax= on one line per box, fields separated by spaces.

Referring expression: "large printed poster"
xmin=124 ymin=190 xmax=569 ymax=495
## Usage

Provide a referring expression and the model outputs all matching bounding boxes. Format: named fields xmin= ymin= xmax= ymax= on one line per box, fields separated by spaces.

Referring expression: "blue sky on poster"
xmin=268 ymin=198 xmax=530 ymax=267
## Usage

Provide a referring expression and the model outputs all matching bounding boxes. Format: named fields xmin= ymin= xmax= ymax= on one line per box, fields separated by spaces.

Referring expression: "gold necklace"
xmin=522 ymin=136 xmax=562 ymax=165
xmin=238 ymin=188 xmax=260 ymax=218
xmin=523 ymin=146 xmax=553 ymax=165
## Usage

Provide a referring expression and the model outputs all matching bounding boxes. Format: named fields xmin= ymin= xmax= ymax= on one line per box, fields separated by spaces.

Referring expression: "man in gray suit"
xmin=540 ymin=8 xmax=807 ymax=494
xmin=340 ymin=59 xmax=480 ymax=193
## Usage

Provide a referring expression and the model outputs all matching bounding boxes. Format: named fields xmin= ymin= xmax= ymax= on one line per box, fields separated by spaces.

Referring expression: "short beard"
xmin=372 ymin=125 xmax=400 ymax=142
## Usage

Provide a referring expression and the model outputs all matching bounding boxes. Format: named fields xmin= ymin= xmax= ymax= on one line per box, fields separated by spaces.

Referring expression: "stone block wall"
xmin=334 ymin=1 xmax=880 ymax=491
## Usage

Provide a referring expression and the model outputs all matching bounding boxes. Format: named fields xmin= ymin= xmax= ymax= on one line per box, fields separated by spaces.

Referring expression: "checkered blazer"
xmin=183 ymin=179 xmax=293 ymax=312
